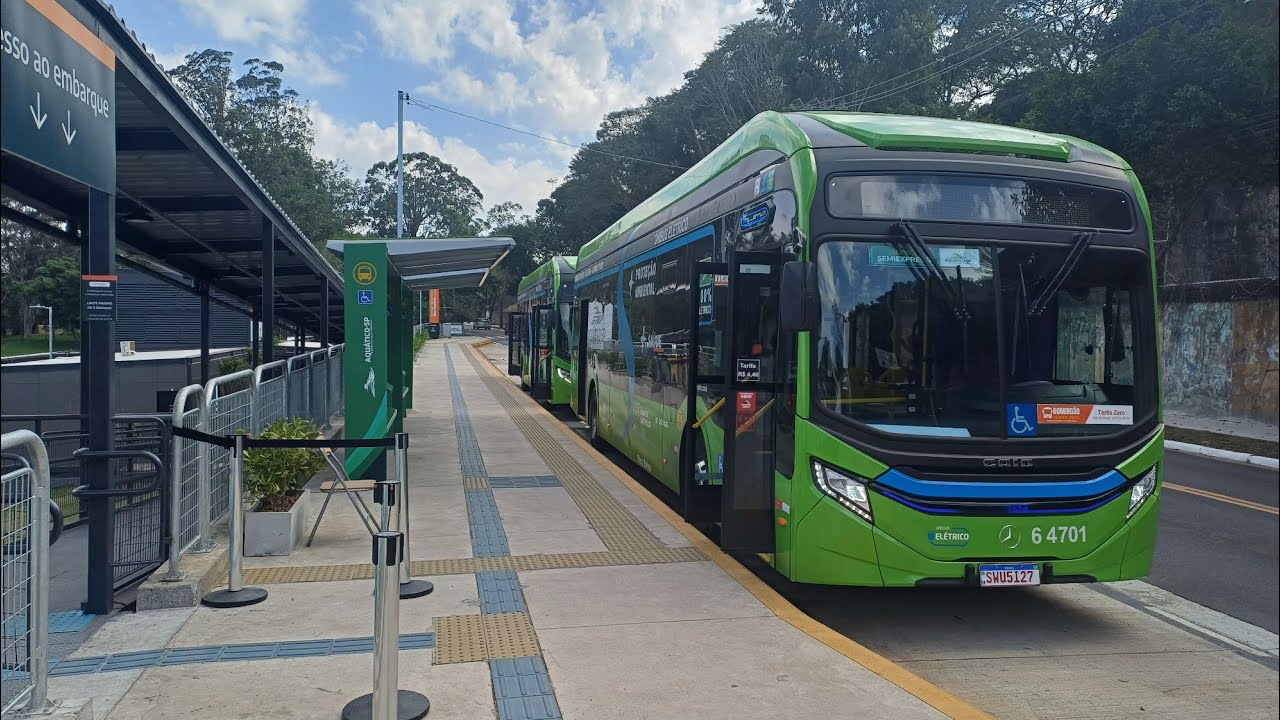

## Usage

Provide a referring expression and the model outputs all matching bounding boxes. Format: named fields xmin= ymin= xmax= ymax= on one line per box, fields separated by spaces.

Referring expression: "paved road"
xmin=1151 ymin=451 xmax=1279 ymax=632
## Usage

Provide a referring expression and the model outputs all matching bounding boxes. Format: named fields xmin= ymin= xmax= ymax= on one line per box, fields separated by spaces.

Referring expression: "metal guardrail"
xmin=161 ymin=345 xmax=345 ymax=574
xmin=1 ymin=430 xmax=52 ymax=715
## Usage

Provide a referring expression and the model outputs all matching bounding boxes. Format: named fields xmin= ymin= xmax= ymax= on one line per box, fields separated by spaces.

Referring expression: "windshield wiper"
xmin=893 ymin=221 xmax=972 ymax=321
xmin=1027 ymin=230 xmax=1095 ymax=316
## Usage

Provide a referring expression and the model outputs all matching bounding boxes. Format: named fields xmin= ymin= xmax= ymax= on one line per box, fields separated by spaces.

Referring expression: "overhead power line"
xmin=403 ymin=96 xmax=689 ymax=171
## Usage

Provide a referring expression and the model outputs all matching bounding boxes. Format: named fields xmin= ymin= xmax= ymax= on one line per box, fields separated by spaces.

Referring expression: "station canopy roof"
xmin=0 ymin=0 xmax=343 ymax=337
xmin=326 ymin=237 xmax=514 ymax=291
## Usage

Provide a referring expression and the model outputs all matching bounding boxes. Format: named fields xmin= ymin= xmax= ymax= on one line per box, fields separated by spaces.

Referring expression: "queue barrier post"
xmin=340 ymin=530 xmax=430 ymax=720
xmin=201 ymin=433 xmax=268 ymax=608
xmin=394 ymin=432 xmax=432 ymax=599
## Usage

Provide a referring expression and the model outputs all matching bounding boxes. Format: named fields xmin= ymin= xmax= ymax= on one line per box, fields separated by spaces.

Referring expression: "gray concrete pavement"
xmin=45 ymin=338 xmax=954 ymax=720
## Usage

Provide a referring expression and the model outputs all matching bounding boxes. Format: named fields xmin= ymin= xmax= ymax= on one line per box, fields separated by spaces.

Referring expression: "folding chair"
xmin=306 ymin=441 xmax=379 ymax=546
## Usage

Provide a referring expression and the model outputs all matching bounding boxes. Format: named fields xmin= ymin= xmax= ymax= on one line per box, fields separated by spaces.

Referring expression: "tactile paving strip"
xmin=463 ymin=346 xmax=667 ymax=554
xmin=44 ymin=633 xmax=434 ymax=676
xmin=446 ymin=348 xmax=489 ymax=479
xmin=466 ymin=487 xmax=512 ymax=557
xmin=477 ymin=570 xmax=528 ymax=614
xmin=243 ymin=546 xmax=706 ymax=585
xmin=490 ymin=656 xmax=562 ymax=720
xmin=488 ymin=475 xmax=562 ymax=489
xmin=464 ymin=476 xmax=492 ymax=490
xmin=434 ymin=614 xmax=489 ymax=664
xmin=433 ymin=612 xmax=540 ymax=664
xmin=484 ymin=612 xmax=541 ymax=660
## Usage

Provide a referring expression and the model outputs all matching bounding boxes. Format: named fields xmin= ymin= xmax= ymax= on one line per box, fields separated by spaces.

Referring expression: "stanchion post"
xmin=340 ymin=530 xmax=429 ymax=720
xmin=374 ymin=477 xmax=399 ymax=533
xmin=394 ymin=432 xmax=431 ymax=599
xmin=202 ymin=434 xmax=268 ymax=608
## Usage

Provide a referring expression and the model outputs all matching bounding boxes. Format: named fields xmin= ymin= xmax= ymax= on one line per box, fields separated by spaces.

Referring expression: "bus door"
xmin=720 ymin=250 xmax=780 ymax=551
xmin=682 ymin=260 xmax=728 ymax=525
xmin=531 ymin=304 xmax=554 ymax=401
xmin=507 ymin=311 xmax=526 ymax=375
xmin=574 ymin=297 xmax=590 ymax=416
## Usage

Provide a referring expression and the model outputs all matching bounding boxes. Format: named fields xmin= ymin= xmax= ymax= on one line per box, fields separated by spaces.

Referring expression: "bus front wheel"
xmin=587 ymin=388 xmax=603 ymax=448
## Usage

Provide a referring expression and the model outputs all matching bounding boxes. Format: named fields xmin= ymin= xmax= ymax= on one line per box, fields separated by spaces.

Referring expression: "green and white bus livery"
xmin=571 ymin=111 xmax=1162 ymax=588
xmin=510 ymin=256 xmax=577 ymax=405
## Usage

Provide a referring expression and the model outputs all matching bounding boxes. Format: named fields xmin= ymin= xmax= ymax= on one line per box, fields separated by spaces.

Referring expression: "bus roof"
xmin=517 ymin=256 xmax=576 ymax=295
xmin=576 ymin=111 xmax=1131 ymax=264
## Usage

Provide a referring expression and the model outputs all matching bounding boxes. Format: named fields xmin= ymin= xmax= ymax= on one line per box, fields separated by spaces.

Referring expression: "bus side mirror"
xmin=780 ymin=260 xmax=819 ymax=333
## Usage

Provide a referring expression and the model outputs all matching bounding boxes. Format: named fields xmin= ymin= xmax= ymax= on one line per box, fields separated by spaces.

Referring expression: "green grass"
xmin=1 ymin=330 xmax=79 ymax=357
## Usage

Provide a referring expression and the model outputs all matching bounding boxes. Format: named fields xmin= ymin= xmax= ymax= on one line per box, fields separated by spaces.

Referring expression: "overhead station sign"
xmin=2 ymin=0 xmax=116 ymax=191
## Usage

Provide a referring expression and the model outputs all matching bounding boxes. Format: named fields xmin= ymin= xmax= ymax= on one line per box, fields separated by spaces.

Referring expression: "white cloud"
xmin=365 ymin=0 xmax=758 ymax=135
xmin=267 ymin=44 xmax=346 ymax=87
xmin=177 ymin=0 xmax=309 ymax=43
xmin=310 ymin=105 xmax=563 ymax=219
xmin=149 ymin=45 xmax=196 ymax=71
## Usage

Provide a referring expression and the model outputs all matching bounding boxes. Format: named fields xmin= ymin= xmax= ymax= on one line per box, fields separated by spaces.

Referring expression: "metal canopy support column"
xmin=251 ymin=307 xmax=260 ymax=367
xmin=320 ymin=279 xmax=330 ymax=347
xmin=199 ymin=279 xmax=211 ymax=383
xmin=83 ymin=188 xmax=116 ymax=615
xmin=261 ymin=217 xmax=275 ymax=364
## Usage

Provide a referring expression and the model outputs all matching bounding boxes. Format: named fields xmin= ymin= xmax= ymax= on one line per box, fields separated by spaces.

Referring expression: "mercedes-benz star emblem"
xmin=998 ymin=524 xmax=1020 ymax=549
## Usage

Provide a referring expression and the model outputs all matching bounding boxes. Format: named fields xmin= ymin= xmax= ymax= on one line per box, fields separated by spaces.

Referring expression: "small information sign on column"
xmin=82 ymin=274 xmax=117 ymax=322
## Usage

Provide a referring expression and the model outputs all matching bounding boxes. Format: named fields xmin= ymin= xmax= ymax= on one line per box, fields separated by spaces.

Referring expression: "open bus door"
xmin=531 ymin=304 xmax=554 ymax=401
xmin=682 ymin=251 xmax=779 ymax=552
xmin=507 ymin=311 xmax=525 ymax=375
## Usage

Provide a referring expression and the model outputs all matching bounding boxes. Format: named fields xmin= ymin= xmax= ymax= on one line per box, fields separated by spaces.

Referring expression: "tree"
xmin=363 ymin=152 xmax=484 ymax=237
xmin=23 ymin=256 xmax=81 ymax=335
xmin=1 ymin=208 xmax=74 ymax=337
xmin=167 ymin=51 xmax=359 ymax=251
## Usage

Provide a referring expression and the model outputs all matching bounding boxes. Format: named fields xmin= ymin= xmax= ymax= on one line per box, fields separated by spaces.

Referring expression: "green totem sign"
xmin=343 ymin=242 xmax=411 ymax=480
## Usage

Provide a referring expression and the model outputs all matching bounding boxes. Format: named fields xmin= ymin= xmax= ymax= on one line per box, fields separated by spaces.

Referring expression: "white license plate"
xmin=979 ymin=563 xmax=1040 ymax=587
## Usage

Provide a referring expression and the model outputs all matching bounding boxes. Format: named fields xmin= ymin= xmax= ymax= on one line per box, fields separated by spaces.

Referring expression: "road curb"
xmin=1165 ymin=440 xmax=1280 ymax=470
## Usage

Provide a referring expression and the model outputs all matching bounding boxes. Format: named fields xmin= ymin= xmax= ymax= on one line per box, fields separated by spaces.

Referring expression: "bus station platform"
xmin=39 ymin=337 xmax=981 ymax=720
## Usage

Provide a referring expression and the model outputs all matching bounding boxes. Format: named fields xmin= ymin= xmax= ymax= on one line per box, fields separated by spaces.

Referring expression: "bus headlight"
xmin=1127 ymin=465 xmax=1158 ymax=518
xmin=813 ymin=461 xmax=873 ymax=523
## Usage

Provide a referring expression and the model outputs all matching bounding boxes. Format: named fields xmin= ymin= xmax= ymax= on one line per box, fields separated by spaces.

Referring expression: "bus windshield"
xmin=813 ymin=238 xmax=1156 ymax=439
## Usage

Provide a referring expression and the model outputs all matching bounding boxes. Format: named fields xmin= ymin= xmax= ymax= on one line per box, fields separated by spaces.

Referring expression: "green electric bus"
xmin=509 ymin=256 xmax=577 ymax=404
xmin=571 ymin=111 xmax=1162 ymax=587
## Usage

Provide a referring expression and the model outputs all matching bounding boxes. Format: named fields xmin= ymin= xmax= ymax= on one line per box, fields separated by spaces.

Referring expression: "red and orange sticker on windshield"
xmin=1037 ymin=404 xmax=1133 ymax=425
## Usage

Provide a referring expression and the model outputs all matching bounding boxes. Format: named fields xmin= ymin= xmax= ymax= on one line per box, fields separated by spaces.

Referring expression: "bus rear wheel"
xmin=587 ymin=389 xmax=603 ymax=447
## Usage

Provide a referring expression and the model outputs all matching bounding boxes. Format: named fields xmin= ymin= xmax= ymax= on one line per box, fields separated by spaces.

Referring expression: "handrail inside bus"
xmin=692 ymin=398 xmax=726 ymax=429
xmin=737 ymin=398 xmax=775 ymax=436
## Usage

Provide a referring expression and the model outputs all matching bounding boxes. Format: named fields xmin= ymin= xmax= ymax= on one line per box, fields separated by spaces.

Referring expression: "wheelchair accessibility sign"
xmin=1007 ymin=404 xmax=1038 ymax=437
xmin=358 ymin=290 xmax=373 ymax=305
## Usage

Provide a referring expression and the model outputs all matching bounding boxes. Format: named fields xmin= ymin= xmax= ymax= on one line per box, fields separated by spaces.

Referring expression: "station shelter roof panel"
xmin=327 ymin=237 xmax=514 ymax=290
xmin=1 ymin=0 xmax=342 ymax=337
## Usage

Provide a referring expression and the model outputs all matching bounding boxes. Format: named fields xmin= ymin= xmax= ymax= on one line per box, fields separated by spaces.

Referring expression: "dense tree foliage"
xmin=527 ymin=0 xmax=1277 ymax=292
xmin=8 ymin=2 xmax=1272 ymax=339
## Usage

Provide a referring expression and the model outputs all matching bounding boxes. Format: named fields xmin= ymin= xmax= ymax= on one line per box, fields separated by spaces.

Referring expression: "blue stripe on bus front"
xmin=874 ymin=468 xmax=1129 ymax=501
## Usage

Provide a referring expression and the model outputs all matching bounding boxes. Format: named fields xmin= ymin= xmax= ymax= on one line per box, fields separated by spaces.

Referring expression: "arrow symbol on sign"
xmin=30 ymin=92 xmax=47 ymax=129
xmin=61 ymin=111 xmax=76 ymax=145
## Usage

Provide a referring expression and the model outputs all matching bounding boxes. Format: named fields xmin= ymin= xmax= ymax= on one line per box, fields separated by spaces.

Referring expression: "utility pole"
xmin=30 ymin=304 xmax=53 ymax=358
xmin=397 ymin=91 xmax=405 ymax=240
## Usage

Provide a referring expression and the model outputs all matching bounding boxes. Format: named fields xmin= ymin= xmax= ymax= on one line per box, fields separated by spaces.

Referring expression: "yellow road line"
xmin=1164 ymin=482 xmax=1278 ymax=515
xmin=463 ymin=343 xmax=990 ymax=720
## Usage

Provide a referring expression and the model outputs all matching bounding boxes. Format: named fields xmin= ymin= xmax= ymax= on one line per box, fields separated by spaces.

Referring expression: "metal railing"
xmin=2 ymin=430 xmax=51 ymax=714
xmin=164 ymin=345 xmax=344 ymax=572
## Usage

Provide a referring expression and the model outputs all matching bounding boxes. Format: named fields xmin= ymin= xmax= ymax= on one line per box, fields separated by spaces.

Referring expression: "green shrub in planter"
xmin=243 ymin=417 xmax=326 ymax=512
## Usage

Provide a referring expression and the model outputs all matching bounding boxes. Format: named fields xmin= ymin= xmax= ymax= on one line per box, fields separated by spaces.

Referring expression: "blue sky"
xmin=108 ymin=0 xmax=760 ymax=218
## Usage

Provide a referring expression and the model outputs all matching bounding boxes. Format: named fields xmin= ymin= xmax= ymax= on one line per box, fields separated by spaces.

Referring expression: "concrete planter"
xmin=243 ymin=491 xmax=310 ymax=557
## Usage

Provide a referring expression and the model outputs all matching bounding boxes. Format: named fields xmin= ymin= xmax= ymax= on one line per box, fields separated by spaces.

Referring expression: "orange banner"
xmin=428 ymin=289 xmax=441 ymax=324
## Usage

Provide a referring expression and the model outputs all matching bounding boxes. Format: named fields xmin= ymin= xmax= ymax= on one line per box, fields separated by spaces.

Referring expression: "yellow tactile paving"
xmin=432 ymin=612 xmax=540 ymax=664
xmin=242 ymin=546 xmax=706 ymax=585
xmin=434 ymin=614 xmax=489 ymax=664
xmin=463 ymin=476 xmax=491 ymax=489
